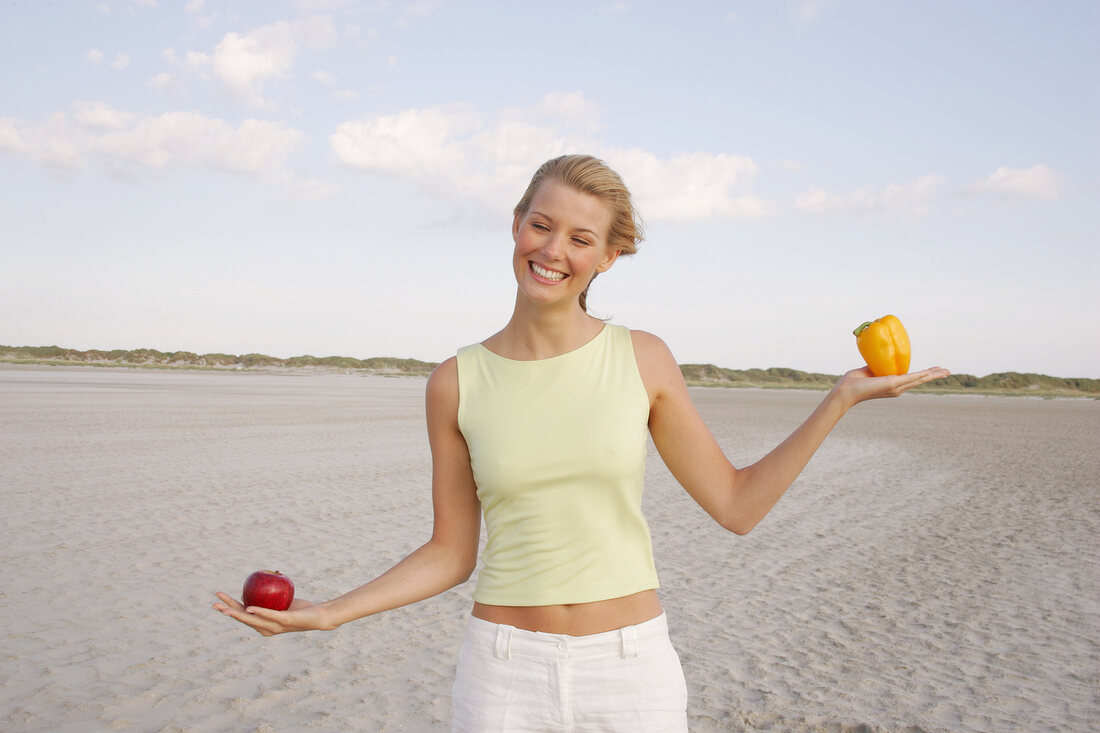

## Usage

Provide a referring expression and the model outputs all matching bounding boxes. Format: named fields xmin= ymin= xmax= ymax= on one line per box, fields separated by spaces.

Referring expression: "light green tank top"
xmin=456 ymin=324 xmax=660 ymax=606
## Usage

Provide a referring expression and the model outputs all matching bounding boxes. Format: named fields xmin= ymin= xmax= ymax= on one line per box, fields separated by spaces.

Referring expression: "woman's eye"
xmin=532 ymin=223 xmax=549 ymax=231
xmin=573 ymin=237 xmax=592 ymax=246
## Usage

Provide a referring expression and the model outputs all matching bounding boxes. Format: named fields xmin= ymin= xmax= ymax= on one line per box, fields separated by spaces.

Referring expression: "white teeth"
xmin=531 ymin=262 xmax=565 ymax=281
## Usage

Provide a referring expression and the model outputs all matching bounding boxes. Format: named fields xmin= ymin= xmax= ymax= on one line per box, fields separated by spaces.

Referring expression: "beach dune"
xmin=1 ymin=365 xmax=1097 ymax=732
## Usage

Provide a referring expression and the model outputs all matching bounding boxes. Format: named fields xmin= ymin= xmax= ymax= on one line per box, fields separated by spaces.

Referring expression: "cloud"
xmin=73 ymin=101 xmax=135 ymax=130
xmin=0 ymin=104 xmax=302 ymax=177
xmin=0 ymin=119 xmax=25 ymax=154
xmin=0 ymin=113 xmax=83 ymax=168
xmin=794 ymin=165 xmax=1061 ymax=216
xmin=292 ymin=0 xmax=357 ymax=10
xmin=796 ymin=0 xmax=822 ymax=21
xmin=96 ymin=0 xmax=157 ymax=11
xmin=88 ymin=49 xmax=129 ymax=70
xmin=795 ymin=174 xmax=946 ymax=216
xmin=610 ymin=150 xmax=768 ymax=220
xmin=293 ymin=14 xmax=339 ymax=47
xmin=148 ymin=72 xmax=177 ymax=92
xmin=331 ymin=104 xmax=481 ymax=177
xmin=183 ymin=16 xmax=337 ymax=107
xmin=185 ymin=0 xmax=219 ymax=28
xmin=312 ymin=69 xmax=335 ymax=86
xmin=966 ymin=164 xmax=1061 ymax=201
xmin=202 ymin=23 xmax=298 ymax=100
xmin=395 ymin=0 xmax=440 ymax=27
xmin=330 ymin=94 xmax=769 ymax=221
xmin=502 ymin=91 xmax=603 ymax=134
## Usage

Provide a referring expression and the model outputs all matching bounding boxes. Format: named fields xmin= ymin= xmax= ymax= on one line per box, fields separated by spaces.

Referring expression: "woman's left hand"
xmin=833 ymin=366 xmax=951 ymax=408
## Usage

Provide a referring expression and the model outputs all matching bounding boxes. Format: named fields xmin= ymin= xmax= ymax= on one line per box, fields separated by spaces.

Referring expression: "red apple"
xmin=242 ymin=570 xmax=295 ymax=611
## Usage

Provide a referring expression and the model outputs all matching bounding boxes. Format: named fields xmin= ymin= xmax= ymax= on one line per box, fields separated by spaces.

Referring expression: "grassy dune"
xmin=0 ymin=345 xmax=437 ymax=377
xmin=2 ymin=345 xmax=1097 ymax=396
xmin=679 ymin=363 xmax=1100 ymax=397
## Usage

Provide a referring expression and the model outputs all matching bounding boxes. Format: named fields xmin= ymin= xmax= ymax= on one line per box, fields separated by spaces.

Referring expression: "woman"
xmin=214 ymin=154 xmax=949 ymax=731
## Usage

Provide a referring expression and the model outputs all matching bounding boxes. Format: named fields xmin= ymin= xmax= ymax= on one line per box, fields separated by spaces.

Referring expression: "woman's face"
xmin=511 ymin=179 xmax=620 ymax=309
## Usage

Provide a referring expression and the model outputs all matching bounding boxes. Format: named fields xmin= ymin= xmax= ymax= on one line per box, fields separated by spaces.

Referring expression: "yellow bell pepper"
xmin=853 ymin=315 xmax=911 ymax=376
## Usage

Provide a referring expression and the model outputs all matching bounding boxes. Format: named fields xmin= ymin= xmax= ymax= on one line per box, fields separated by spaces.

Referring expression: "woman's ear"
xmin=596 ymin=248 xmax=622 ymax=273
xmin=512 ymin=212 xmax=522 ymax=242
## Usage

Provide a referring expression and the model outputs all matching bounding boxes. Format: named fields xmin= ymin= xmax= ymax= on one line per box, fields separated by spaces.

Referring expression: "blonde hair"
xmin=514 ymin=154 xmax=644 ymax=312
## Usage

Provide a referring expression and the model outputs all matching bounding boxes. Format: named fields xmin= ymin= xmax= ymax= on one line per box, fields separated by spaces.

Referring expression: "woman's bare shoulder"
xmin=629 ymin=329 xmax=676 ymax=365
xmin=426 ymin=356 xmax=459 ymax=409
xmin=629 ymin=329 xmax=684 ymax=395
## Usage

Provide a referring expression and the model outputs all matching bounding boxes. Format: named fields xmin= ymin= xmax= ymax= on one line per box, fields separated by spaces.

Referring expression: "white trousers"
xmin=451 ymin=613 xmax=688 ymax=732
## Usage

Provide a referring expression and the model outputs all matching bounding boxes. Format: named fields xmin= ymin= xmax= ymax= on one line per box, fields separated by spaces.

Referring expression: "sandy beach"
xmin=2 ymin=364 xmax=1097 ymax=732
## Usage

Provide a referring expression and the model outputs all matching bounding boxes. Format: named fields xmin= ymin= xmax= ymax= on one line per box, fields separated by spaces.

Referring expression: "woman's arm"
xmin=213 ymin=357 xmax=482 ymax=635
xmin=632 ymin=330 xmax=948 ymax=535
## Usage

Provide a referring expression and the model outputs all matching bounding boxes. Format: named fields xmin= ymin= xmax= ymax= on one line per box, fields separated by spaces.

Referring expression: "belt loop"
xmin=620 ymin=625 xmax=638 ymax=659
xmin=495 ymin=624 xmax=513 ymax=660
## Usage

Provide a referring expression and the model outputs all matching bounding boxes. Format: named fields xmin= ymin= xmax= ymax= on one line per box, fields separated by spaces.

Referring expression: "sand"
xmin=1 ymin=364 xmax=1097 ymax=732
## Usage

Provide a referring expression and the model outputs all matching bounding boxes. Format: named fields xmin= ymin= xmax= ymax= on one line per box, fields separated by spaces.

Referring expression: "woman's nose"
xmin=541 ymin=233 xmax=564 ymax=259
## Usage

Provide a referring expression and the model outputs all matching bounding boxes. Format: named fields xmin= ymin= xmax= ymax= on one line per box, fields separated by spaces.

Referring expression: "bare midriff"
xmin=471 ymin=589 xmax=662 ymax=636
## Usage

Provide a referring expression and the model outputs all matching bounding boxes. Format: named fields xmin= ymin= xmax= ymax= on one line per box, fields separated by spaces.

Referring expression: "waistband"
xmin=463 ymin=613 xmax=670 ymax=661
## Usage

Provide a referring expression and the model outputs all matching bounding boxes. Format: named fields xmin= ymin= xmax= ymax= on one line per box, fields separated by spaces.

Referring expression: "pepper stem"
xmin=853 ymin=322 xmax=873 ymax=337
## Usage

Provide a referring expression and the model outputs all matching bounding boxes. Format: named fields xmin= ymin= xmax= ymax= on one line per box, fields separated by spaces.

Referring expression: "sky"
xmin=2 ymin=0 xmax=1097 ymax=378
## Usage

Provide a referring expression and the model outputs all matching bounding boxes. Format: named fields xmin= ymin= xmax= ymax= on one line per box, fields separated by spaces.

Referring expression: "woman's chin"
xmin=518 ymin=284 xmax=578 ymax=308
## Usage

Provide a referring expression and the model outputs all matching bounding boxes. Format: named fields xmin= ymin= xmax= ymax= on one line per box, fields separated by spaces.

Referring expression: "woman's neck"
xmin=485 ymin=293 xmax=604 ymax=361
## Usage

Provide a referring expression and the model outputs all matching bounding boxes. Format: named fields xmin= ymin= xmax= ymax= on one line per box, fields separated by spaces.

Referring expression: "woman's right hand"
xmin=212 ymin=592 xmax=336 ymax=636
xmin=209 ymin=358 xmax=482 ymax=639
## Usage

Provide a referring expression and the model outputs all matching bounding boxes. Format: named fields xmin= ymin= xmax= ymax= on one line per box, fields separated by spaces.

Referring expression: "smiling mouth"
xmin=530 ymin=261 xmax=567 ymax=282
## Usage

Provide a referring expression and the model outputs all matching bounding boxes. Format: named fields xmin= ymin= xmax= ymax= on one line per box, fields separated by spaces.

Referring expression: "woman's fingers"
xmin=239 ymin=606 xmax=292 ymax=636
xmin=213 ymin=591 xmax=244 ymax=612
xmin=838 ymin=366 xmax=950 ymax=403
xmin=895 ymin=367 xmax=950 ymax=391
xmin=213 ymin=592 xmax=291 ymax=635
xmin=242 ymin=605 xmax=287 ymax=624
xmin=212 ymin=588 xmax=326 ymax=636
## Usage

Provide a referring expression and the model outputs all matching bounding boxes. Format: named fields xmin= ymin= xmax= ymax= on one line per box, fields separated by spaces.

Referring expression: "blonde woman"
xmin=215 ymin=154 xmax=949 ymax=732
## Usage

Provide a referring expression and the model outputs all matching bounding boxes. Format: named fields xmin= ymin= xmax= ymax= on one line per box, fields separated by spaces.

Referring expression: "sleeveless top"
xmin=456 ymin=324 xmax=660 ymax=606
